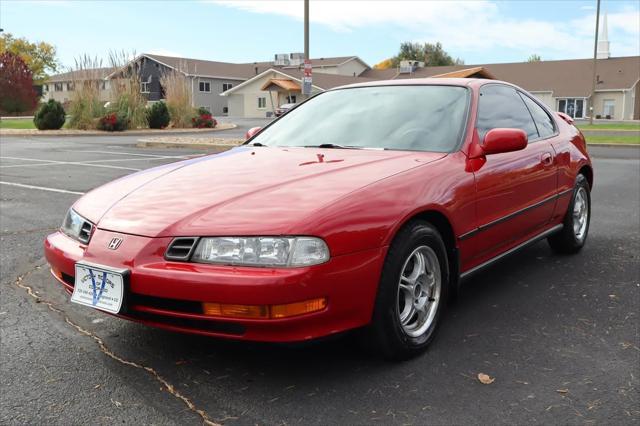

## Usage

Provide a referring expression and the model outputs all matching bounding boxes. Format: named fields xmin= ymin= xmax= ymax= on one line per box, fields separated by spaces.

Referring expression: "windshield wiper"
xmin=304 ymin=143 xmax=370 ymax=149
xmin=304 ymin=143 xmax=387 ymax=150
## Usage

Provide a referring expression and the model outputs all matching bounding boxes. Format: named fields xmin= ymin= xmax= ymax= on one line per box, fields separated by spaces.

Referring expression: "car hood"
xmin=74 ymin=146 xmax=446 ymax=238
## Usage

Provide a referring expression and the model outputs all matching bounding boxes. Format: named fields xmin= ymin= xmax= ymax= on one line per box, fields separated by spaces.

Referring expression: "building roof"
xmin=141 ymin=54 xmax=368 ymax=80
xmin=431 ymin=66 xmax=496 ymax=79
xmin=261 ymin=78 xmax=301 ymax=92
xmin=223 ymin=67 xmax=376 ymax=96
xmin=392 ymin=56 xmax=640 ymax=97
xmin=47 ymin=67 xmax=113 ymax=82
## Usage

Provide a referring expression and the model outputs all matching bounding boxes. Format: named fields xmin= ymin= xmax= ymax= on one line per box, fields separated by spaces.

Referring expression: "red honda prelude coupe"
xmin=45 ymin=78 xmax=593 ymax=359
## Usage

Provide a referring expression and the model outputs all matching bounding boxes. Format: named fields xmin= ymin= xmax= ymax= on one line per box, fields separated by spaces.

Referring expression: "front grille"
xmin=61 ymin=272 xmax=75 ymax=287
xmin=126 ymin=310 xmax=245 ymax=335
xmin=78 ymin=221 xmax=93 ymax=244
xmin=165 ymin=237 xmax=198 ymax=260
xmin=128 ymin=293 xmax=202 ymax=314
xmin=57 ymin=272 xmax=243 ymax=335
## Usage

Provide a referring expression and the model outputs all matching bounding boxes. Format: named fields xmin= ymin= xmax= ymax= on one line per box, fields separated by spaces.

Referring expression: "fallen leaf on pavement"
xmin=556 ymin=389 xmax=569 ymax=394
xmin=477 ymin=373 xmax=495 ymax=384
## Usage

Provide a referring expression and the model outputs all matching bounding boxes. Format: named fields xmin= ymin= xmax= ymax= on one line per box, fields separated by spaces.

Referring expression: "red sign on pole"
xmin=302 ymin=59 xmax=312 ymax=95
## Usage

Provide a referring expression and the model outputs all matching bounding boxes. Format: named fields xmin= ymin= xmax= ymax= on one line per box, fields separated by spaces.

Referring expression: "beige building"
xmin=42 ymin=68 xmax=112 ymax=104
xmin=224 ymin=55 xmax=639 ymax=120
xmin=223 ymin=68 xmax=376 ymax=118
xmin=368 ymin=56 xmax=639 ymax=121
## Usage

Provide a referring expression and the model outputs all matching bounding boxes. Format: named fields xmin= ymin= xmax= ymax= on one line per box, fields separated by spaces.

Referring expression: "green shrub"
xmin=146 ymin=102 xmax=170 ymax=129
xmin=97 ymin=112 xmax=128 ymax=131
xmin=33 ymin=99 xmax=66 ymax=130
xmin=196 ymin=106 xmax=210 ymax=116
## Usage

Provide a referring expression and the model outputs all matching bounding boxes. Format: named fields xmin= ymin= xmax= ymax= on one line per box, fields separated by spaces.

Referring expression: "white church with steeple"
xmin=596 ymin=13 xmax=611 ymax=59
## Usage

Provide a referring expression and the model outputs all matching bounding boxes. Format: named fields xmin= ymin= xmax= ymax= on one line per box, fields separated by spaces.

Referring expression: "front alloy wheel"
xmin=397 ymin=246 xmax=441 ymax=338
xmin=367 ymin=220 xmax=449 ymax=360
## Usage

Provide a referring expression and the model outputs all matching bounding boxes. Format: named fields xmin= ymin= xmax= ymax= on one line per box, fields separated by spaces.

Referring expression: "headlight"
xmin=61 ymin=209 xmax=94 ymax=244
xmin=191 ymin=236 xmax=330 ymax=267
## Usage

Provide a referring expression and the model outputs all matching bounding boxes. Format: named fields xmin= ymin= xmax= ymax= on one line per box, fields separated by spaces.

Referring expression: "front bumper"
xmin=44 ymin=229 xmax=386 ymax=342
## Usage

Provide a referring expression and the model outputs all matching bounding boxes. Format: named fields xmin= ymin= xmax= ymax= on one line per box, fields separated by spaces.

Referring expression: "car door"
xmin=469 ymin=84 xmax=558 ymax=262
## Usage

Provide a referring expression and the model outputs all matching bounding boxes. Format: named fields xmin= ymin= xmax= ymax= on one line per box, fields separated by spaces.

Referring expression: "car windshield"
xmin=250 ymin=85 xmax=470 ymax=152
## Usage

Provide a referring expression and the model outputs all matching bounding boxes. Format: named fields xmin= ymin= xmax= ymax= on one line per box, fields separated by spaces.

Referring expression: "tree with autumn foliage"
xmin=0 ymin=33 xmax=59 ymax=84
xmin=0 ymin=52 xmax=38 ymax=114
xmin=373 ymin=58 xmax=394 ymax=70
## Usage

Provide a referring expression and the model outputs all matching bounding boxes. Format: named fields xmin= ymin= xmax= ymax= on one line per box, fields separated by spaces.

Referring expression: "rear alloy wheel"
xmin=367 ymin=221 xmax=449 ymax=360
xmin=548 ymin=173 xmax=591 ymax=253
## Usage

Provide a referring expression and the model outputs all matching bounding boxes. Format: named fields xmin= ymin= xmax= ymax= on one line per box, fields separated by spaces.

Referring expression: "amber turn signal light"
xmin=203 ymin=298 xmax=327 ymax=320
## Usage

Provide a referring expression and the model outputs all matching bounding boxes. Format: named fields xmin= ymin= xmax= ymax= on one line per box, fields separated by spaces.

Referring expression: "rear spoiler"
xmin=556 ymin=112 xmax=574 ymax=125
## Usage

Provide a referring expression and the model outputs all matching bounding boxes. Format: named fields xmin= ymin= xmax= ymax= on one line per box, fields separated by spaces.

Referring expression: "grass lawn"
xmin=585 ymin=134 xmax=640 ymax=145
xmin=577 ymin=122 xmax=640 ymax=131
xmin=0 ymin=118 xmax=36 ymax=129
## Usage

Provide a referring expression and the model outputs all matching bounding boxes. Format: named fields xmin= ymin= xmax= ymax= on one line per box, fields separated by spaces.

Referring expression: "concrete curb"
xmin=587 ymin=143 xmax=640 ymax=148
xmin=578 ymin=128 xmax=640 ymax=133
xmin=0 ymin=123 xmax=237 ymax=137
xmin=136 ymin=140 xmax=240 ymax=150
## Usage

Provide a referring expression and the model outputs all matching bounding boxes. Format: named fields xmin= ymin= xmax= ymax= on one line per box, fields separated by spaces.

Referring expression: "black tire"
xmin=365 ymin=220 xmax=450 ymax=360
xmin=548 ymin=174 xmax=591 ymax=254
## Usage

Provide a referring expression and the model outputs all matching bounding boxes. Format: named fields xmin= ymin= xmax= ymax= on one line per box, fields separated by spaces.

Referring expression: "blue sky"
xmin=2 ymin=0 xmax=638 ymax=70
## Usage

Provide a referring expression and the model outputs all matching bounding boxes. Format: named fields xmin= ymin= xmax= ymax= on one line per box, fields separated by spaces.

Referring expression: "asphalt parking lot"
xmin=1 ymin=135 xmax=638 ymax=425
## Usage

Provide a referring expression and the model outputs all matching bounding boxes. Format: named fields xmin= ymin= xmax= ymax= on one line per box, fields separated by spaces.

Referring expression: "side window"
xmin=477 ymin=85 xmax=538 ymax=142
xmin=519 ymin=93 xmax=556 ymax=139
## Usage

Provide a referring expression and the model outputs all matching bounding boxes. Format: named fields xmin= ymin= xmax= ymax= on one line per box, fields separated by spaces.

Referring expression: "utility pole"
xmin=302 ymin=0 xmax=312 ymax=96
xmin=304 ymin=0 xmax=309 ymax=60
xmin=589 ymin=0 xmax=601 ymax=125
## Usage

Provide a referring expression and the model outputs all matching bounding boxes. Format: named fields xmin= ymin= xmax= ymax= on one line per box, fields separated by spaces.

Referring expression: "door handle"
xmin=541 ymin=152 xmax=553 ymax=166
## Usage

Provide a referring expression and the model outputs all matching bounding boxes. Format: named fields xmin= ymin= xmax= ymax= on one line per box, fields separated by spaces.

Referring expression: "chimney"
xmin=255 ymin=66 xmax=258 ymax=75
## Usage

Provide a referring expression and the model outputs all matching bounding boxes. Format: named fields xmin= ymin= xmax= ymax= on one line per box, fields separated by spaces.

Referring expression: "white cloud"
xmin=210 ymin=0 xmax=639 ymax=60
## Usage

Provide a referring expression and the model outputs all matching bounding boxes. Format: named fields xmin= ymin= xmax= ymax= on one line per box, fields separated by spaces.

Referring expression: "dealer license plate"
xmin=71 ymin=262 xmax=126 ymax=314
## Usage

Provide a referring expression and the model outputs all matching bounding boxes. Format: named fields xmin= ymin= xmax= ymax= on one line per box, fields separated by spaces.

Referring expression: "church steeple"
xmin=597 ymin=12 xmax=610 ymax=59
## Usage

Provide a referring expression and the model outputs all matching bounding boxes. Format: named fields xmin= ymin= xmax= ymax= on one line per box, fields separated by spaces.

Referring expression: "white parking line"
xmin=1 ymin=156 xmax=57 ymax=163
xmin=0 ymin=156 xmax=141 ymax=171
xmin=65 ymin=150 xmax=193 ymax=159
xmin=0 ymin=181 xmax=85 ymax=195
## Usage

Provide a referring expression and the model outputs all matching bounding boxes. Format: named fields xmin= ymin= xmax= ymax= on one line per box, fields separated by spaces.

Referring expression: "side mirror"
xmin=245 ymin=126 xmax=262 ymax=140
xmin=482 ymin=128 xmax=528 ymax=155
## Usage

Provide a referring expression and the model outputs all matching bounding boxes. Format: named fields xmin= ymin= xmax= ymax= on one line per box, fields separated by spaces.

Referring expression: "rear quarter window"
xmin=519 ymin=93 xmax=556 ymax=139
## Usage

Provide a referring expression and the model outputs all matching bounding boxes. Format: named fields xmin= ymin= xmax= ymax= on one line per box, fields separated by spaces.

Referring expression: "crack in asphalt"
xmin=12 ymin=264 xmax=221 ymax=426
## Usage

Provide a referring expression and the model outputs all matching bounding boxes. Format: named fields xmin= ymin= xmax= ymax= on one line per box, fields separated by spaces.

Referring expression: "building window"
xmin=602 ymin=99 xmax=615 ymax=118
xmin=258 ymin=97 xmax=267 ymax=109
xmin=222 ymin=107 xmax=228 ymax=114
xmin=557 ymin=98 xmax=586 ymax=119
xmin=43 ymin=84 xmax=48 ymax=92
xmin=54 ymin=83 xmax=63 ymax=92
xmin=222 ymin=83 xmax=233 ymax=92
xmin=67 ymin=82 xmax=75 ymax=91
xmin=286 ymin=95 xmax=297 ymax=104
xmin=199 ymin=81 xmax=211 ymax=92
xmin=141 ymin=76 xmax=151 ymax=93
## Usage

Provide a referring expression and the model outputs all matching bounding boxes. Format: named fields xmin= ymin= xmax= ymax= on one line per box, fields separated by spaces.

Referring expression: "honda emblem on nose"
xmin=107 ymin=237 xmax=123 ymax=250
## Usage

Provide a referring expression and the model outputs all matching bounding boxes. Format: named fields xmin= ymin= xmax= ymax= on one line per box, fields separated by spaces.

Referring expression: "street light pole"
xmin=589 ymin=0 xmax=601 ymax=125
xmin=304 ymin=0 xmax=309 ymax=60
